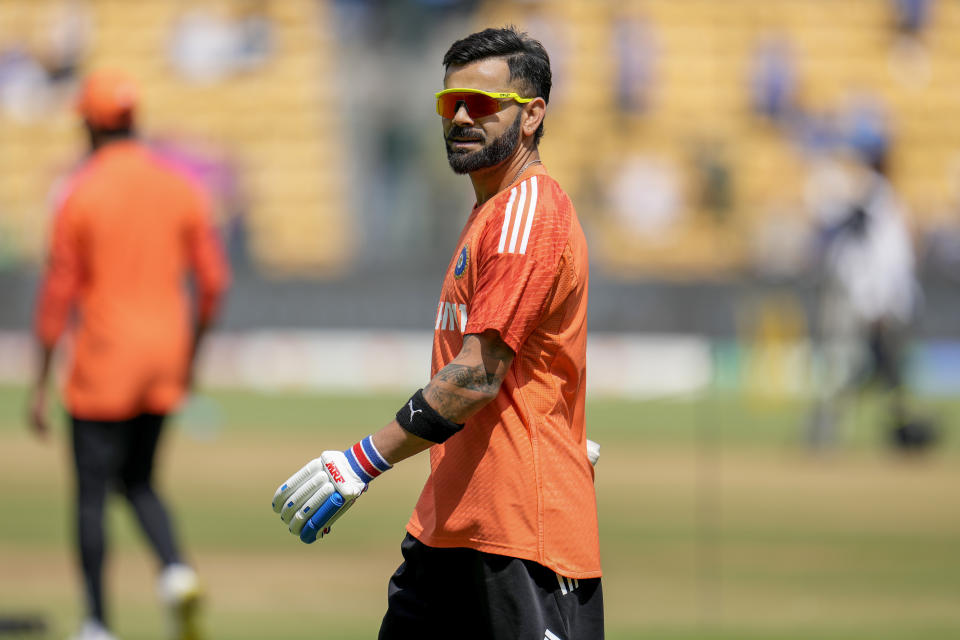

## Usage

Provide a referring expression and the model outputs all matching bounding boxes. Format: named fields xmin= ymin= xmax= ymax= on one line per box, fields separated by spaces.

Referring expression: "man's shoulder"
xmin=52 ymin=161 xmax=95 ymax=209
xmin=472 ymin=173 xmax=576 ymax=260
xmin=141 ymin=148 xmax=210 ymax=197
xmin=535 ymin=173 xmax=575 ymax=215
xmin=481 ymin=173 xmax=573 ymax=226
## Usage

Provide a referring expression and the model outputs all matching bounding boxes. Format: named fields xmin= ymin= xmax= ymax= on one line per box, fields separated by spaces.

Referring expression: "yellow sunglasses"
xmin=435 ymin=87 xmax=534 ymax=119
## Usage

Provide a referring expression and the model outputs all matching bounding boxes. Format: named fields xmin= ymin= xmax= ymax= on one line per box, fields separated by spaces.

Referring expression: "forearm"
xmin=371 ymin=420 xmax=434 ymax=465
xmin=422 ymin=359 xmax=501 ymax=424
xmin=33 ymin=343 xmax=54 ymax=389
xmin=369 ymin=332 xmax=512 ymax=467
xmin=369 ymin=362 xmax=503 ymax=465
xmin=421 ymin=330 xmax=513 ymax=424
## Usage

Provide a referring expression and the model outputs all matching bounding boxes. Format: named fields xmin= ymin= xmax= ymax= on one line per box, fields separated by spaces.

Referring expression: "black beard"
xmin=445 ymin=112 xmax=522 ymax=174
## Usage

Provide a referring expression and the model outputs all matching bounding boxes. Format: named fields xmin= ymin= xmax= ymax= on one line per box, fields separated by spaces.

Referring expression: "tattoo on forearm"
xmin=422 ymin=386 xmax=473 ymax=421
xmin=437 ymin=363 xmax=499 ymax=393
xmin=424 ymin=361 xmax=507 ymax=422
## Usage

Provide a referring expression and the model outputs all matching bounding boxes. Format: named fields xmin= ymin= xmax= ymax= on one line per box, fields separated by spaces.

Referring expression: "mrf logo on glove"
xmin=271 ymin=436 xmax=391 ymax=543
xmin=325 ymin=461 xmax=345 ymax=484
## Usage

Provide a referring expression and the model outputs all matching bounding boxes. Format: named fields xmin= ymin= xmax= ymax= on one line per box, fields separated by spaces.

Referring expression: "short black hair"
xmin=443 ymin=26 xmax=551 ymax=144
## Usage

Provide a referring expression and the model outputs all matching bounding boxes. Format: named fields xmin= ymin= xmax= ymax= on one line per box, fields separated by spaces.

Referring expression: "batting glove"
xmin=271 ymin=436 xmax=391 ymax=543
xmin=587 ymin=439 xmax=600 ymax=467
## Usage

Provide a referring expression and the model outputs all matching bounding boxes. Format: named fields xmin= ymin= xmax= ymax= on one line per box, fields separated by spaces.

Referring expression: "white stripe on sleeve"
xmin=508 ymin=179 xmax=528 ymax=253
xmin=519 ymin=176 xmax=538 ymax=255
xmin=498 ymin=187 xmax=518 ymax=254
xmin=556 ymin=573 xmax=568 ymax=595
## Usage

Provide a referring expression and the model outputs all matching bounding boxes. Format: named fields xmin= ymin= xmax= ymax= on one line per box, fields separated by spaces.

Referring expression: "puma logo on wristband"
xmin=408 ymin=401 xmax=424 ymax=420
xmin=395 ymin=389 xmax=465 ymax=444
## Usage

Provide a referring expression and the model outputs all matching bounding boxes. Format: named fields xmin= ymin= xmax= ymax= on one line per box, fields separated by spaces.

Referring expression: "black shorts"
xmin=379 ymin=533 xmax=604 ymax=640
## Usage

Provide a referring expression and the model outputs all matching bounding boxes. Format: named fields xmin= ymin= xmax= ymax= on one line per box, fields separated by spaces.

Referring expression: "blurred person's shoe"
xmin=68 ymin=619 xmax=119 ymax=640
xmin=158 ymin=563 xmax=203 ymax=640
xmin=890 ymin=417 xmax=938 ymax=451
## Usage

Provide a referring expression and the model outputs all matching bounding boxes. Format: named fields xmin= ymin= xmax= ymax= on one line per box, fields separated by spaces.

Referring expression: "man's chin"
xmin=446 ymin=150 xmax=483 ymax=174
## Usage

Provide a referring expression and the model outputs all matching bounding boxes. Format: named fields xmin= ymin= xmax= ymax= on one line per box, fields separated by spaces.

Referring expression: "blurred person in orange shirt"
xmin=28 ymin=69 xmax=229 ymax=640
xmin=271 ymin=27 xmax=602 ymax=640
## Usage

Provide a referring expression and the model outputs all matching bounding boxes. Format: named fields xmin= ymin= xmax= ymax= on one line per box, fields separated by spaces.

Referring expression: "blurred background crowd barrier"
xmin=1 ymin=0 xmax=960 ymax=400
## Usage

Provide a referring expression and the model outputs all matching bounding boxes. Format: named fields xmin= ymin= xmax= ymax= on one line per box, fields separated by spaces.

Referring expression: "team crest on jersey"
xmin=454 ymin=244 xmax=469 ymax=279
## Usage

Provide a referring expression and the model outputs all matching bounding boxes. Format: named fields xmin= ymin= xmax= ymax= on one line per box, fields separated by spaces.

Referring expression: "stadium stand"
xmin=0 ymin=0 xmax=350 ymax=275
xmin=476 ymin=0 xmax=960 ymax=277
xmin=3 ymin=0 xmax=960 ymax=280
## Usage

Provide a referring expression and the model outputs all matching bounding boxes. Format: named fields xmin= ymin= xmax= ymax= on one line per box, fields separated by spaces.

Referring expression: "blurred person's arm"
xmin=29 ymin=201 xmax=83 ymax=438
xmin=185 ymin=191 xmax=230 ymax=389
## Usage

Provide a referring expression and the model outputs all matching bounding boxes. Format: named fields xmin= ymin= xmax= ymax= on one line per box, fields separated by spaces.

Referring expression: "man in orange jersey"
xmin=272 ymin=27 xmax=602 ymax=639
xmin=28 ymin=70 xmax=229 ymax=640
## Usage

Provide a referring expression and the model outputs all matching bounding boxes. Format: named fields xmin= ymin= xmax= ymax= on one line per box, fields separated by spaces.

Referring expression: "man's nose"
xmin=451 ymin=100 xmax=474 ymax=126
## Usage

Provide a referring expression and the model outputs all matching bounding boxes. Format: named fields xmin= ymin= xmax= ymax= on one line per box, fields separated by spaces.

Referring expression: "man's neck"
xmin=470 ymin=147 xmax=541 ymax=206
xmin=89 ymin=129 xmax=136 ymax=152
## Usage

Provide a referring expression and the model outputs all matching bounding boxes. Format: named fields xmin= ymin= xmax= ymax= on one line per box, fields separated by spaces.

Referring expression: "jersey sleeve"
xmin=34 ymin=193 xmax=83 ymax=347
xmin=464 ymin=176 xmax=571 ymax=352
xmin=184 ymin=187 xmax=230 ymax=324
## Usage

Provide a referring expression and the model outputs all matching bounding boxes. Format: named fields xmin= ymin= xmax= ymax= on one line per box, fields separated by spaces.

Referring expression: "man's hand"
xmin=27 ymin=386 xmax=50 ymax=440
xmin=271 ymin=450 xmax=368 ymax=543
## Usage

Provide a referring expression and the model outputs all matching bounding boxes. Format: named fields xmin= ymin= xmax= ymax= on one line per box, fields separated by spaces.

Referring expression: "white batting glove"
xmin=587 ymin=439 xmax=600 ymax=467
xmin=271 ymin=436 xmax=391 ymax=543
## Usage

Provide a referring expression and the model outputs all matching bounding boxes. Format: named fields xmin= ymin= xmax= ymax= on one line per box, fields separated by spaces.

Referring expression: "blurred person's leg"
xmin=868 ymin=321 xmax=904 ymax=390
xmin=118 ymin=413 xmax=181 ymax=566
xmin=807 ymin=291 xmax=860 ymax=448
xmin=71 ymin=416 xmax=124 ymax=627
xmin=867 ymin=320 xmax=913 ymax=426
xmin=119 ymin=413 xmax=203 ymax=640
xmin=869 ymin=321 xmax=937 ymax=449
xmin=874 ymin=321 xmax=909 ymax=429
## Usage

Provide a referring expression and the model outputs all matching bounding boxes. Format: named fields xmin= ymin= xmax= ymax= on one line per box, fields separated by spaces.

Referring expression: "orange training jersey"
xmin=34 ymin=140 xmax=229 ymax=421
xmin=407 ymin=165 xmax=600 ymax=579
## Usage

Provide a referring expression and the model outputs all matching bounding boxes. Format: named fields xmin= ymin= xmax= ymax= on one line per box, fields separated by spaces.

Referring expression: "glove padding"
xmin=271 ymin=450 xmax=367 ymax=543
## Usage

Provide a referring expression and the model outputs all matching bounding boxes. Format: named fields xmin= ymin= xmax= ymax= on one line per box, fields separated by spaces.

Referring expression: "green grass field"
xmin=2 ymin=384 xmax=959 ymax=639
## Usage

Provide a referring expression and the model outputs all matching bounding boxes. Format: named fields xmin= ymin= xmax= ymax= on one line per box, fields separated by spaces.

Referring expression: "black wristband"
xmin=396 ymin=389 xmax=465 ymax=444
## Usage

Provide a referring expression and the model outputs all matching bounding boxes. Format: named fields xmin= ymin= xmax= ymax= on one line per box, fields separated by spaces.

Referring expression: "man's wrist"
xmin=343 ymin=435 xmax=392 ymax=484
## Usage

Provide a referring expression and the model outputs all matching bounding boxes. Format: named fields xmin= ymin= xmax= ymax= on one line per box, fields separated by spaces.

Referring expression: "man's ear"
xmin=522 ymin=97 xmax=546 ymax=138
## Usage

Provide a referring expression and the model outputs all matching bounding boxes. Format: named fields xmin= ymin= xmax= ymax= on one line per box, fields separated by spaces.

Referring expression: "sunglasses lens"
xmin=437 ymin=92 xmax=501 ymax=119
